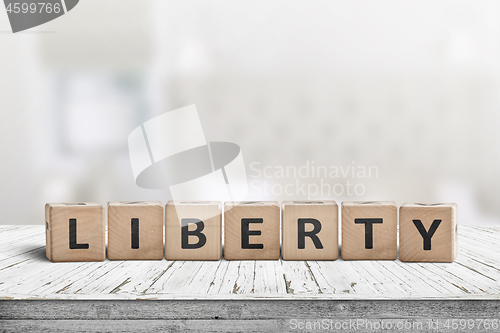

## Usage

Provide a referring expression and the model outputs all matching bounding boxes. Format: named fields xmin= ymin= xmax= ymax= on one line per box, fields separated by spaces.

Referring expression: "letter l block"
xmin=45 ymin=202 xmax=105 ymax=262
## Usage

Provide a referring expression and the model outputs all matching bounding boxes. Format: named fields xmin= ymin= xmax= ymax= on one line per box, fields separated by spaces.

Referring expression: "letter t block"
xmin=224 ymin=201 xmax=280 ymax=260
xmin=399 ymin=203 xmax=458 ymax=262
xmin=165 ymin=201 xmax=222 ymax=260
xmin=342 ymin=201 xmax=397 ymax=260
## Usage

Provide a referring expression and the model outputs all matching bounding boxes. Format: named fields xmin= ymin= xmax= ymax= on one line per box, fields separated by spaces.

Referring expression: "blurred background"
xmin=1 ymin=0 xmax=500 ymax=225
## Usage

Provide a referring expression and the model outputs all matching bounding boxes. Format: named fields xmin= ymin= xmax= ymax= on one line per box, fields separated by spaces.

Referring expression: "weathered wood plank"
xmin=0 ymin=226 xmax=499 ymax=300
xmin=2 ymin=300 xmax=500 ymax=319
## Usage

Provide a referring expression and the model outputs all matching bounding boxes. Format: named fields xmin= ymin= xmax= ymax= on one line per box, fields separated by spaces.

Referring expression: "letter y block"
xmin=399 ymin=203 xmax=457 ymax=262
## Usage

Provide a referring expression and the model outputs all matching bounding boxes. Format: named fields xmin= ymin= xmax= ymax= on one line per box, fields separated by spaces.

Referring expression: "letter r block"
xmin=165 ymin=201 xmax=221 ymax=260
xmin=399 ymin=203 xmax=457 ymax=262
xmin=108 ymin=201 xmax=164 ymax=260
xmin=342 ymin=201 xmax=397 ymax=260
xmin=282 ymin=201 xmax=338 ymax=260
xmin=45 ymin=203 xmax=105 ymax=262
xmin=224 ymin=201 xmax=280 ymax=260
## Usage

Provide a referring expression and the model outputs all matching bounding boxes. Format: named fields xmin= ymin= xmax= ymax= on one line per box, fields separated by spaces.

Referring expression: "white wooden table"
xmin=1 ymin=225 xmax=499 ymax=332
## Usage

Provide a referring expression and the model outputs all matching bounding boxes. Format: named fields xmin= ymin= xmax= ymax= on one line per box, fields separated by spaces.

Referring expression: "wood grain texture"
xmin=282 ymin=201 xmax=338 ymax=260
xmin=224 ymin=202 xmax=280 ymax=260
xmin=165 ymin=201 xmax=222 ymax=260
xmin=342 ymin=202 xmax=397 ymax=260
xmin=2 ymin=300 xmax=500 ymax=319
xmin=1 ymin=300 xmax=500 ymax=333
xmin=45 ymin=203 xmax=105 ymax=262
xmin=1 ymin=225 xmax=500 ymax=300
xmin=399 ymin=203 xmax=458 ymax=262
xmin=108 ymin=201 xmax=163 ymax=260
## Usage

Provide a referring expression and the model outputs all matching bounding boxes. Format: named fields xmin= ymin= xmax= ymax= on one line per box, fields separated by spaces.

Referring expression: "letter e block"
xmin=399 ymin=203 xmax=457 ymax=262
xmin=108 ymin=201 xmax=164 ymax=260
xmin=45 ymin=202 xmax=105 ymax=262
xmin=342 ymin=201 xmax=397 ymax=260
xmin=165 ymin=201 xmax=221 ymax=260
xmin=224 ymin=201 xmax=280 ymax=260
xmin=282 ymin=201 xmax=338 ymax=260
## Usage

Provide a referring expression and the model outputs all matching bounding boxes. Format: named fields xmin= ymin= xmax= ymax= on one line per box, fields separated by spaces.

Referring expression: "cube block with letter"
xmin=399 ymin=203 xmax=458 ymax=262
xmin=108 ymin=201 xmax=164 ymax=260
xmin=342 ymin=201 xmax=397 ymax=260
xmin=45 ymin=202 xmax=105 ymax=262
xmin=224 ymin=201 xmax=280 ymax=260
xmin=165 ymin=201 xmax=222 ymax=260
xmin=282 ymin=201 xmax=338 ymax=260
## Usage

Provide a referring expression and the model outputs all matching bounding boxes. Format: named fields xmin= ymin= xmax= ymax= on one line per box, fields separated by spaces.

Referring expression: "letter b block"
xmin=45 ymin=203 xmax=105 ymax=262
xmin=282 ymin=201 xmax=338 ymax=260
xmin=342 ymin=201 xmax=397 ymax=260
xmin=108 ymin=201 xmax=164 ymax=260
xmin=399 ymin=203 xmax=457 ymax=262
xmin=165 ymin=201 xmax=222 ymax=260
xmin=224 ymin=202 xmax=280 ymax=260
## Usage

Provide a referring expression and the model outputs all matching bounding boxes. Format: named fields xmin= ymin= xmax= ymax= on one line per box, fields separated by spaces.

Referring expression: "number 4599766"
xmin=443 ymin=319 xmax=499 ymax=330
xmin=6 ymin=2 xmax=62 ymax=14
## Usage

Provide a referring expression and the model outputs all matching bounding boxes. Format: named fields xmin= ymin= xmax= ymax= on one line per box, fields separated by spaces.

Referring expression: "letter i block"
xmin=108 ymin=201 xmax=164 ymax=260
xmin=224 ymin=201 xmax=280 ymax=260
xmin=342 ymin=201 xmax=397 ymax=260
xmin=165 ymin=201 xmax=222 ymax=260
xmin=399 ymin=203 xmax=458 ymax=262
xmin=282 ymin=201 xmax=338 ymax=260
xmin=45 ymin=203 xmax=105 ymax=262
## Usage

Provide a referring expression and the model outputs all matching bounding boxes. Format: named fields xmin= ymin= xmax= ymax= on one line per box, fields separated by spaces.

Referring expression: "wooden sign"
xmin=44 ymin=201 xmax=458 ymax=262
xmin=45 ymin=203 xmax=105 ymax=262
xmin=282 ymin=201 xmax=338 ymax=260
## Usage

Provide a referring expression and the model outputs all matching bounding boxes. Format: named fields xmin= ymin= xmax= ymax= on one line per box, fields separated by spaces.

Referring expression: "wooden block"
xmin=165 ymin=201 xmax=221 ymax=260
xmin=341 ymin=201 xmax=397 ymax=260
xmin=282 ymin=201 xmax=338 ymax=261
xmin=45 ymin=202 xmax=105 ymax=262
xmin=108 ymin=201 xmax=163 ymax=260
xmin=224 ymin=201 xmax=280 ymax=260
xmin=399 ymin=203 xmax=458 ymax=262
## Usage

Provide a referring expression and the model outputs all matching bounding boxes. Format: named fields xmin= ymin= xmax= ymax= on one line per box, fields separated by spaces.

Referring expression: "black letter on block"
xmin=131 ymin=218 xmax=139 ymax=249
xmin=69 ymin=218 xmax=89 ymax=249
xmin=298 ymin=218 xmax=323 ymax=249
xmin=413 ymin=219 xmax=441 ymax=250
xmin=354 ymin=218 xmax=383 ymax=249
xmin=241 ymin=218 xmax=264 ymax=249
xmin=181 ymin=218 xmax=207 ymax=249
